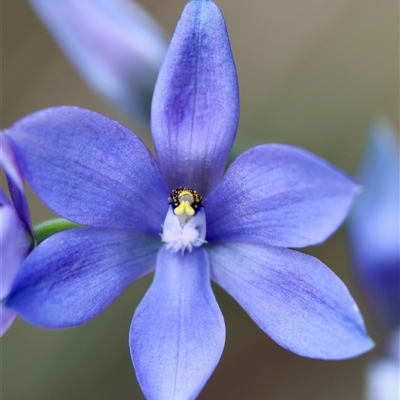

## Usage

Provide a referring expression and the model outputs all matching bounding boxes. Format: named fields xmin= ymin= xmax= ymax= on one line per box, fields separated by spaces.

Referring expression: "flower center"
xmin=161 ymin=187 xmax=206 ymax=253
xmin=169 ymin=187 xmax=202 ymax=217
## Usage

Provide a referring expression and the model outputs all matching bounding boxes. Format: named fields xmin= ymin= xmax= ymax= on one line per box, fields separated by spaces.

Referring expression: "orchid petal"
xmin=130 ymin=246 xmax=225 ymax=400
xmin=7 ymin=107 xmax=169 ymax=236
xmin=210 ymin=242 xmax=374 ymax=359
xmin=0 ymin=133 xmax=33 ymax=235
xmin=348 ymin=121 xmax=400 ymax=328
xmin=0 ymin=307 xmax=16 ymax=337
xmin=206 ymin=144 xmax=358 ymax=247
xmin=29 ymin=0 xmax=167 ymax=123
xmin=1 ymin=205 xmax=28 ymax=299
xmin=152 ymin=0 xmax=239 ymax=196
xmin=6 ymin=228 xmax=160 ymax=328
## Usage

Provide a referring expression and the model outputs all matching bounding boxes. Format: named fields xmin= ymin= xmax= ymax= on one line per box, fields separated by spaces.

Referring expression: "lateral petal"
xmin=7 ymin=107 xmax=169 ymax=236
xmin=206 ymin=144 xmax=358 ymax=247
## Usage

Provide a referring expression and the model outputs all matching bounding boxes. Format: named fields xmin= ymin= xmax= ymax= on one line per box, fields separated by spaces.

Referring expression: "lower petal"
xmin=6 ymin=228 xmax=160 ymax=328
xmin=130 ymin=246 xmax=225 ymax=400
xmin=209 ymin=242 xmax=374 ymax=359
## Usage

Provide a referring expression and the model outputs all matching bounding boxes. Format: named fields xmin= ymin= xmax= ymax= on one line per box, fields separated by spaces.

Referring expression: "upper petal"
xmin=209 ymin=242 xmax=374 ymax=359
xmin=348 ymin=121 xmax=400 ymax=328
xmin=6 ymin=228 xmax=160 ymax=328
xmin=29 ymin=0 xmax=167 ymax=123
xmin=206 ymin=144 xmax=359 ymax=247
xmin=7 ymin=106 xmax=169 ymax=236
xmin=1 ymin=133 xmax=33 ymax=235
xmin=130 ymin=246 xmax=225 ymax=400
xmin=151 ymin=0 xmax=239 ymax=196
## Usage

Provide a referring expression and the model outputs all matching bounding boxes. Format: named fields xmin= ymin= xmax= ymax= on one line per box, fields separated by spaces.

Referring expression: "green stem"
xmin=34 ymin=218 xmax=80 ymax=245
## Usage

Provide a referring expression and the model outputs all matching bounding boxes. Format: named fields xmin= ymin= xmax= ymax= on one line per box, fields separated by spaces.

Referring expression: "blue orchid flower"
xmin=348 ymin=120 xmax=400 ymax=331
xmin=28 ymin=0 xmax=168 ymax=123
xmin=0 ymin=134 xmax=33 ymax=336
xmin=5 ymin=1 xmax=373 ymax=398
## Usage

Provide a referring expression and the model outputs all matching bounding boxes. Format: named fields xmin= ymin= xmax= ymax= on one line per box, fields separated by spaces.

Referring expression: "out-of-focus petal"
xmin=0 ymin=188 xmax=12 ymax=207
xmin=152 ymin=0 xmax=239 ymax=196
xmin=366 ymin=359 xmax=399 ymax=400
xmin=209 ymin=242 xmax=374 ymax=359
xmin=206 ymin=144 xmax=358 ymax=247
xmin=365 ymin=329 xmax=400 ymax=400
xmin=0 ymin=307 xmax=16 ymax=337
xmin=388 ymin=328 xmax=400 ymax=362
xmin=29 ymin=0 xmax=167 ymax=123
xmin=0 ymin=133 xmax=23 ymax=192
xmin=0 ymin=133 xmax=33 ymax=235
xmin=130 ymin=246 xmax=225 ymax=400
xmin=7 ymin=107 xmax=169 ymax=236
xmin=1 ymin=206 xmax=28 ymax=299
xmin=6 ymin=228 xmax=160 ymax=328
xmin=348 ymin=121 xmax=400 ymax=328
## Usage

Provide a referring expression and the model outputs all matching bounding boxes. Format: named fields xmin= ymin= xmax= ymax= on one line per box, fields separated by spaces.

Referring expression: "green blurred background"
xmin=1 ymin=0 xmax=399 ymax=399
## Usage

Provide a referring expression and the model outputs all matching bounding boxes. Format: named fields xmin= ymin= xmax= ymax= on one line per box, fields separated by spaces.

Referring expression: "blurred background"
xmin=1 ymin=0 xmax=399 ymax=399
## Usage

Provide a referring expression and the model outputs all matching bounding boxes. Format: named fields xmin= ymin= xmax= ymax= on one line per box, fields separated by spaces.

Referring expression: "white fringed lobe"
xmin=161 ymin=207 xmax=206 ymax=253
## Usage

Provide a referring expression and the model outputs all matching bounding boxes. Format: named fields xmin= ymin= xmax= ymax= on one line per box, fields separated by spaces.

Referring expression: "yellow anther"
xmin=174 ymin=200 xmax=195 ymax=217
